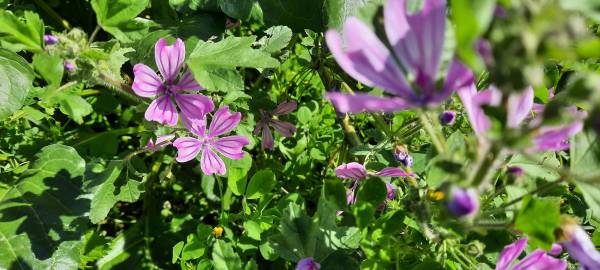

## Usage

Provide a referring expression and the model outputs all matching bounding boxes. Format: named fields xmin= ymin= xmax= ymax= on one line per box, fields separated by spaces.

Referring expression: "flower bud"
xmin=386 ymin=183 xmax=396 ymax=200
xmin=64 ymin=60 xmax=76 ymax=72
xmin=447 ymin=187 xmax=479 ymax=217
xmin=439 ymin=110 xmax=457 ymax=126
xmin=296 ymin=257 xmax=320 ymax=270
xmin=44 ymin=34 xmax=59 ymax=45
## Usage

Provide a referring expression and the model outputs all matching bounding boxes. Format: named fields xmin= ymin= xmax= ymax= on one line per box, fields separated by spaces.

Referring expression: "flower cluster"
xmin=133 ymin=38 xmax=249 ymax=175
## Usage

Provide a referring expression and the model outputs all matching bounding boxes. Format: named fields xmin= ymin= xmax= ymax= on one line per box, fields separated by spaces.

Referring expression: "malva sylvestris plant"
xmin=3 ymin=0 xmax=600 ymax=269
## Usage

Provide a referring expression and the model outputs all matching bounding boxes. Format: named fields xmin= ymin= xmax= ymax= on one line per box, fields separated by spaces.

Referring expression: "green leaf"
xmin=91 ymin=0 xmax=152 ymax=42
xmin=507 ymin=152 xmax=560 ymax=180
xmin=211 ymin=240 xmax=243 ymax=270
xmin=297 ymin=106 xmax=312 ymax=124
xmin=244 ymin=220 xmax=262 ymax=241
xmin=0 ymin=49 xmax=34 ymax=120
xmin=514 ymin=196 xmax=561 ymax=249
xmin=32 ymin=53 xmax=64 ymax=88
xmin=269 ymin=203 xmax=318 ymax=261
xmin=356 ymin=177 xmax=387 ymax=206
xmin=258 ymin=0 xmax=325 ymax=32
xmin=226 ymin=152 xmax=252 ymax=196
xmin=0 ymin=144 xmax=88 ymax=268
xmin=323 ymin=179 xmax=348 ymax=212
xmin=172 ymin=241 xmax=184 ymax=263
xmin=324 ymin=0 xmax=374 ymax=30
xmin=96 ymin=224 xmax=144 ymax=269
xmin=57 ymin=93 xmax=94 ymax=124
xmin=188 ymin=36 xmax=279 ymax=92
xmin=258 ymin=26 xmax=293 ymax=53
xmin=561 ymin=0 xmax=600 ymax=23
xmin=0 ymin=10 xmax=44 ymax=52
xmin=450 ymin=0 xmax=496 ymax=71
xmin=245 ymin=169 xmax=276 ymax=199
xmin=571 ymin=131 xmax=600 ymax=179
xmin=85 ymin=160 xmax=144 ymax=224
xmin=218 ymin=0 xmax=255 ymax=20
xmin=182 ymin=239 xmax=206 ymax=261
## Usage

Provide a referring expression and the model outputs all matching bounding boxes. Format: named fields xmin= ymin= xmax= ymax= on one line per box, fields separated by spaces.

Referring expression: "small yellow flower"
xmin=213 ymin=226 xmax=224 ymax=237
xmin=427 ymin=190 xmax=445 ymax=201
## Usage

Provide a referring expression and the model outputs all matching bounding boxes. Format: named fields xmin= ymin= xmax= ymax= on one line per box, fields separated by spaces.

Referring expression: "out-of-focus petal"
xmin=296 ymin=257 xmax=321 ymax=270
xmin=496 ymin=238 xmax=529 ymax=270
xmin=436 ymin=59 xmax=474 ymax=103
xmin=200 ymin=146 xmax=226 ymax=175
xmin=374 ymin=167 xmax=414 ymax=177
xmin=512 ymin=250 xmax=566 ymax=270
xmin=447 ymin=187 xmax=479 ymax=217
xmin=261 ymin=125 xmax=274 ymax=150
xmin=172 ymin=137 xmax=202 ymax=162
xmin=560 ymin=219 xmax=600 ymax=269
xmin=326 ymin=20 xmax=413 ymax=98
xmin=385 ymin=0 xmax=446 ymax=86
xmin=272 ymin=101 xmax=297 ymax=115
xmin=155 ymin=38 xmax=185 ymax=82
xmin=270 ymin=120 xmax=296 ymax=137
xmin=335 ymin=162 xmax=368 ymax=180
xmin=132 ymin=64 xmax=163 ymax=98
xmin=208 ymin=106 xmax=241 ymax=138
xmin=211 ymin=135 xmax=249 ymax=159
xmin=145 ymin=134 xmax=175 ymax=151
xmin=507 ymin=87 xmax=534 ymax=128
xmin=144 ymin=95 xmax=178 ymax=126
xmin=457 ymin=85 xmax=500 ymax=135
xmin=173 ymin=70 xmax=204 ymax=92
xmin=175 ymin=93 xmax=214 ymax=123
xmin=326 ymin=92 xmax=412 ymax=114
xmin=532 ymin=121 xmax=583 ymax=152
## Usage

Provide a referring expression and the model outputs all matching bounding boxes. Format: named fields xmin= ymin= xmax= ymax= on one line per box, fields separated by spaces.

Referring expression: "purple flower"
xmin=64 ymin=60 xmax=76 ymax=72
xmin=253 ymin=101 xmax=297 ymax=150
xmin=296 ymin=257 xmax=320 ymax=270
xmin=145 ymin=134 xmax=175 ymax=152
xmin=458 ymin=85 xmax=585 ymax=152
xmin=132 ymin=38 xmax=214 ymax=127
xmin=325 ymin=0 xmax=473 ymax=114
xmin=173 ymin=106 xmax=249 ymax=175
xmin=496 ymin=238 xmax=566 ymax=270
xmin=507 ymin=166 xmax=524 ymax=177
xmin=335 ymin=162 xmax=413 ymax=180
xmin=393 ymin=145 xmax=413 ymax=167
xmin=386 ymin=182 xmax=396 ymax=200
xmin=44 ymin=34 xmax=59 ymax=45
xmin=559 ymin=218 xmax=600 ymax=269
xmin=447 ymin=187 xmax=479 ymax=217
xmin=476 ymin=39 xmax=493 ymax=66
xmin=439 ymin=110 xmax=457 ymax=125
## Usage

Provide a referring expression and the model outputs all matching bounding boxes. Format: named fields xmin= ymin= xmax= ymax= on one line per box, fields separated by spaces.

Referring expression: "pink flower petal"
xmin=326 ymin=20 xmax=413 ymax=99
xmin=335 ymin=162 xmax=368 ymax=180
xmin=272 ymin=101 xmax=297 ymax=115
xmin=507 ymin=87 xmax=534 ymax=128
xmin=144 ymin=96 xmax=178 ymax=126
xmin=172 ymin=137 xmax=202 ymax=162
xmin=155 ymin=38 xmax=185 ymax=82
xmin=437 ymin=59 xmax=474 ymax=103
xmin=270 ymin=120 xmax=296 ymax=137
xmin=496 ymin=238 xmax=529 ymax=270
xmin=385 ymin=0 xmax=446 ymax=83
xmin=211 ymin=135 xmax=249 ymax=159
xmin=132 ymin=64 xmax=163 ymax=97
xmin=374 ymin=167 xmax=413 ymax=177
xmin=174 ymin=93 xmax=214 ymax=123
xmin=261 ymin=126 xmax=274 ymax=150
xmin=145 ymin=134 xmax=175 ymax=151
xmin=201 ymin=146 xmax=226 ymax=175
xmin=326 ymin=92 xmax=412 ymax=114
xmin=173 ymin=70 xmax=204 ymax=92
xmin=208 ymin=106 xmax=241 ymax=138
xmin=182 ymin=117 xmax=207 ymax=138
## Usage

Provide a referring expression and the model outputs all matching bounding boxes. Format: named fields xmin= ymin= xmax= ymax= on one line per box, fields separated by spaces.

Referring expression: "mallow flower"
xmin=296 ymin=257 xmax=320 ymax=270
xmin=173 ymin=106 xmax=249 ymax=175
xmin=325 ymin=0 xmax=473 ymax=113
xmin=558 ymin=217 xmax=600 ymax=269
xmin=253 ymin=101 xmax=297 ymax=150
xmin=132 ymin=38 xmax=214 ymax=126
xmin=458 ymin=85 xmax=585 ymax=152
xmin=336 ymin=162 xmax=412 ymax=210
xmin=495 ymin=238 xmax=566 ymax=270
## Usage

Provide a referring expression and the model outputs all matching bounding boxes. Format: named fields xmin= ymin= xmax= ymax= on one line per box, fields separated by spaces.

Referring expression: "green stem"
xmin=470 ymin=145 xmax=504 ymax=188
xmin=32 ymin=0 xmax=71 ymax=30
xmin=98 ymin=73 xmax=149 ymax=105
xmin=417 ymin=109 xmax=445 ymax=154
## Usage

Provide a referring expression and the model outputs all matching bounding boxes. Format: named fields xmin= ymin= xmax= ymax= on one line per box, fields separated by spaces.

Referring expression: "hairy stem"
xmin=418 ymin=109 xmax=446 ymax=154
